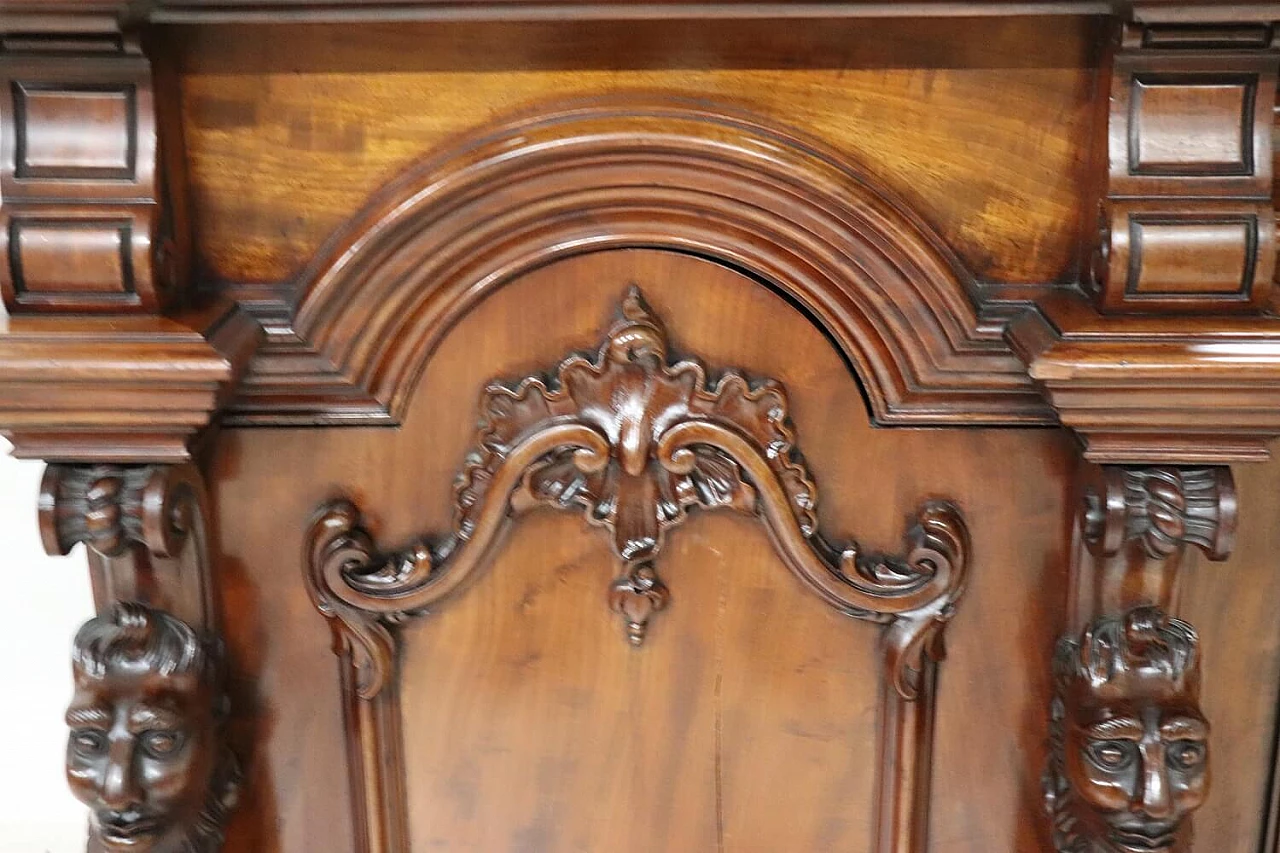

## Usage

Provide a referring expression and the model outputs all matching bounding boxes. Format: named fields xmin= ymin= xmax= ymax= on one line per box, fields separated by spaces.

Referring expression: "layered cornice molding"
xmin=4 ymin=1 xmax=1275 ymax=25
xmin=3 ymin=21 xmax=1280 ymax=466
xmin=4 ymin=1 xmax=1279 ymax=27
xmin=1007 ymin=292 xmax=1280 ymax=464
xmin=0 ymin=302 xmax=260 ymax=461
xmin=242 ymin=98 xmax=1044 ymax=428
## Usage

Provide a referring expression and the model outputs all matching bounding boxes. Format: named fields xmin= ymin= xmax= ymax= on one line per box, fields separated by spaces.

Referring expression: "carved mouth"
xmin=1108 ymin=824 xmax=1178 ymax=852
xmin=95 ymin=811 xmax=162 ymax=849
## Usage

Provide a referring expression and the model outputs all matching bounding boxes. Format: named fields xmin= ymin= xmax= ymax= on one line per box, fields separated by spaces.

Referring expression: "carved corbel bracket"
xmin=41 ymin=463 xmax=241 ymax=852
xmin=1080 ymin=466 xmax=1236 ymax=563
xmin=304 ymin=288 xmax=970 ymax=853
xmin=65 ymin=600 xmax=241 ymax=853
xmin=1044 ymin=463 xmax=1234 ymax=853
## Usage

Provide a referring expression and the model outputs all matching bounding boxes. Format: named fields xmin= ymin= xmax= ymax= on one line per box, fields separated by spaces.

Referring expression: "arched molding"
xmin=234 ymin=97 xmax=1051 ymax=426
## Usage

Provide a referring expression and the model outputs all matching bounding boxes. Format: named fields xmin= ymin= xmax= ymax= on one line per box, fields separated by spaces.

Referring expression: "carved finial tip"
xmin=620 ymin=284 xmax=652 ymax=322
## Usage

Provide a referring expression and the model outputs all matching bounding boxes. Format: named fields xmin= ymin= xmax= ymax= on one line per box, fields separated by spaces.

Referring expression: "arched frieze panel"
xmin=228 ymin=97 xmax=1052 ymax=427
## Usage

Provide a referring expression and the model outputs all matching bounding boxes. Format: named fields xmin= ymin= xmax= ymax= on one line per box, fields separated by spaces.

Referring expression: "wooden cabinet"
xmin=5 ymin=4 xmax=1280 ymax=852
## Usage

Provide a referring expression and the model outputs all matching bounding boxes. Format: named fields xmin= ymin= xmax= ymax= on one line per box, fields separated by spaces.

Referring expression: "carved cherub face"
xmin=65 ymin=605 xmax=217 ymax=852
xmin=1051 ymin=607 xmax=1208 ymax=853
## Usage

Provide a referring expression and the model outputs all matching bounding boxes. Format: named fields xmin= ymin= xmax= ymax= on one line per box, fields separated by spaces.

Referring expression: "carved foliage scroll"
xmin=305 ymin=288 xmax=971 ymax=853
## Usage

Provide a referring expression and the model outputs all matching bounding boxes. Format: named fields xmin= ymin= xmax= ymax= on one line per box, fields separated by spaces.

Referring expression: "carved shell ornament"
xmin=307 ymin=287 xmax=969 ymax=700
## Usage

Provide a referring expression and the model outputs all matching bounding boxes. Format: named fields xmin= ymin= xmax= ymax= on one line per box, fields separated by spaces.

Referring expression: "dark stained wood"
xmin=1007 ymin=291 xmax=1280 ymax=464
xmin=0 ymin=301 xmax=261 ymax=462
xmin=198 ymin=91 xmax=1060 ymax=427
xmin=0 ymin=34 xmax=192 ymax=314
xmin=209 ymin=250 xmax=1084 ymax=853
xmin=41 ymin=462 xmax=242 ymax=851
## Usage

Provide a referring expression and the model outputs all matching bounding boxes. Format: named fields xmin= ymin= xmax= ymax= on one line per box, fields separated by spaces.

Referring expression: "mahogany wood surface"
xmin=207 ymin=252 xmax=1280 ymax=852
xmin=7 ymin=7 xmax=1280 ymax=853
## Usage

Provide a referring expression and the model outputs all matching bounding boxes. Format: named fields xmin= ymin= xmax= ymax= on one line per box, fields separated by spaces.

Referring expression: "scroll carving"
xmin=66 ymin=601 xmax=240 ymax=853
xmin=1045 ymin=606 xmax=1207 ymax=853
xmin=1045 ymin=464 xmax=1233 ymax=853
xmin=305 ymin=287 xmax=970 ymax=853
xmin=1081 ymin=466 xmax=1236 ymax=561
xmin=40 ymin=465 xmax=205 ymax=560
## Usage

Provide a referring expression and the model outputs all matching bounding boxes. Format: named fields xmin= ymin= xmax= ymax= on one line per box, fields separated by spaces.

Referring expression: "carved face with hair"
xmin=1046 ymin=606 xmax=1209 ymax=853
xmin=65 ymin=602 xmax=236 ymax=852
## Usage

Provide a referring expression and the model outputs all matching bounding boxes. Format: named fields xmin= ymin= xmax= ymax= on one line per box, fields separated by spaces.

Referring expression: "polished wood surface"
xmin=5 ymin=6 xmax=1280 ymax=853
xmin=173 ymin=16 xmax=1101 ymax=287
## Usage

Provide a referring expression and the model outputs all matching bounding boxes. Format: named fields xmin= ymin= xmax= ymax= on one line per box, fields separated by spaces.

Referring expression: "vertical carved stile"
xmin=41 ymin=463 xmax=241 ymax=853
xmin=305 ymin=289 xmax=971 ymax=853
xmin=1045 ymin=464 xmax=1234 ymax=853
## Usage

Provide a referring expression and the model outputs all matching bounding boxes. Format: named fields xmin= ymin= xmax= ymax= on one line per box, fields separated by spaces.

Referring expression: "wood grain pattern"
xmin=208 ymin=250 xmax=1058 ymax=853
xmin=0 ymin=35 xmax=191 ymax=314
xmin=303 ymin=280 xmax=971 ymax=853
xmin=174 ymin=16 xmax=1101 ymax=288
xmin=9 ymin=0 xmax=1278 ymax=26
xmin=1092 ymin=23 xmax=1278 ymax=314
xmin=1007 ymin=291 xmax=1280 ymax=464
xmin=10 ymin=9 xmax=1280 ymax=853
xmin=0 ymin=301 xmax=260 ymax=462
xmin=198 ymin=93 xmax=1056 ymax=427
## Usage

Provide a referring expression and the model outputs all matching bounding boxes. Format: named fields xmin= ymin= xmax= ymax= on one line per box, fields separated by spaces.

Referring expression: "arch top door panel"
xmin=6 ymin=11 xmax=1280 ymax=853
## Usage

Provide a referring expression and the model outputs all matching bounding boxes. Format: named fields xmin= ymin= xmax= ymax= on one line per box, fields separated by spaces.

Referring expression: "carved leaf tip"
xmin=620 ymin=284 xmax=653 ymax=322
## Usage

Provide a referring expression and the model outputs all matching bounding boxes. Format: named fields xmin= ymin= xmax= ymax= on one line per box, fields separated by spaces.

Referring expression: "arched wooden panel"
xmin=231 ymin=98 xmax=1050 ymax=428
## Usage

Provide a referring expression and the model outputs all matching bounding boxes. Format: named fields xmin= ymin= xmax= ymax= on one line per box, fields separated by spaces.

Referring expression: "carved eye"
xmin=1085 ymin=740 xmax=1135 ymax=771
xmin=70 ymin=729 xmax=107 ymax=758
xmin=1167 ymin=740 xmax=1206 ymax=770
xmin=140 ymin=730 xmax=184 ymax=759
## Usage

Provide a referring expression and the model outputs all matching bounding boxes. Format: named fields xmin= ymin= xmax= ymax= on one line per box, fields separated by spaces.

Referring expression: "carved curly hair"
xmin=71 ymin=601 xmax=208 ymax=680
xmin=1043 ymin=606 xmax=1200 ymax=852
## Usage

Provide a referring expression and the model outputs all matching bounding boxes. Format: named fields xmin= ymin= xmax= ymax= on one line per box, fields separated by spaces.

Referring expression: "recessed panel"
xmin=1129 ymin=74 xmax=1255 ymax=177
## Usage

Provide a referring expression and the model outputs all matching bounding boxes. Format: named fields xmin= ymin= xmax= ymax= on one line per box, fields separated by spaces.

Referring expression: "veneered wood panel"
xmin=209 ymin=248 xmax=1280 ymax=852
xmin=174 ymin=15 xmax=1101 ymax=287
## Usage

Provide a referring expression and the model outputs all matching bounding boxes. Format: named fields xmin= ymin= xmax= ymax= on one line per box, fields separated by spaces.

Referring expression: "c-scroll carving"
xmin=305 ymin=287 xmax=970 ymax=853
xmin=1081 ymin=466 xmax=1236 ymax=562
xmin=1045 ymin=464 xmax=1234 ymax=853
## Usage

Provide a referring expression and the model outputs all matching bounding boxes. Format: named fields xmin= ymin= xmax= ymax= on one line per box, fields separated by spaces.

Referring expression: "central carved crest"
xmin=457 ymin=287 xmax=817 ymax=642
xmin=308 ymin=287 xmax=968 ymax=699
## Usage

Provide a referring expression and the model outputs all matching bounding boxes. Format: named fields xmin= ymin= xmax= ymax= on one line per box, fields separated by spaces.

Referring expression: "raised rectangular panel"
xmin=4 ymin=218 xmax=139 ymax=308
xmin=1127 ymin=215 xmax=1256 ymax=297
xmin=12 ymin=82 xmax=137 ymax=181
xmin=1129 ymin=74 xmax=1255 ymax=177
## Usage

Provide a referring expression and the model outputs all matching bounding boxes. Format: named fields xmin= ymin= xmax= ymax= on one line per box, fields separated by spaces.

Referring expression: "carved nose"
xmin=1138 ymin=746 xmax=1173 ymax=819
xmin=100 ymin=739 xmax=140 ymax=810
